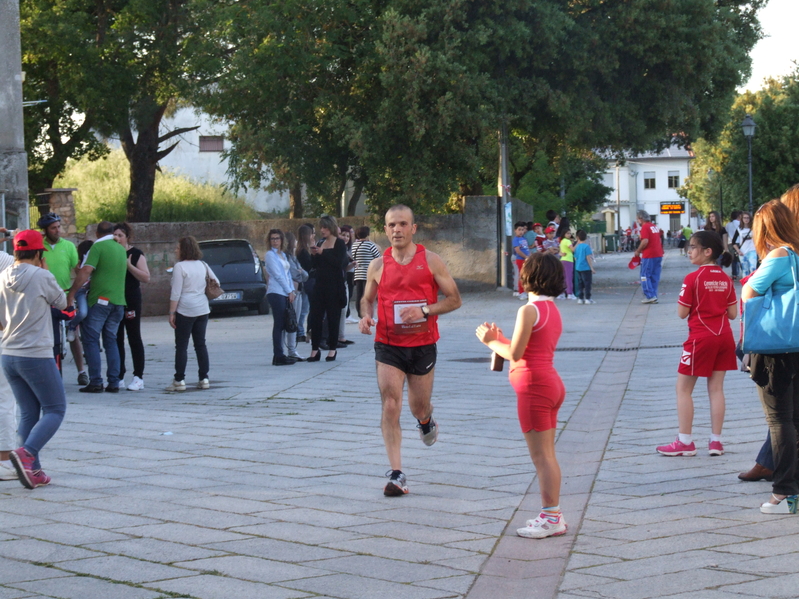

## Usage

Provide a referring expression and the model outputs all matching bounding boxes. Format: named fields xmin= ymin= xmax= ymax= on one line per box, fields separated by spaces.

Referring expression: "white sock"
xmin=678 ymin=433 xmax=693 ymax=445
xmin=710 ymin=434 xmax=722 ymax=443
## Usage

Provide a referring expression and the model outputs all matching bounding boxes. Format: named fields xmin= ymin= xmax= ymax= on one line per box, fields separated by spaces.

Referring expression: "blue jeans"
xmin=741 ymin=250 xmax=758 ymax=277
xmin=757 ymin=430 xmax=775 ymax=471
xmin=68 ymin=287 xmax=88 ymax=332
xmin=82 ymin=302 xmax=124 ymax=387
xmin=640 ymin=257 xmax=662 ymax=299
xmin=2 ymin=355 xmax=66 ymax=470
xmin=297 ymin=290 xmax=310 ymax=337
xmin=267 ymin=293 xmax=288 ymax=358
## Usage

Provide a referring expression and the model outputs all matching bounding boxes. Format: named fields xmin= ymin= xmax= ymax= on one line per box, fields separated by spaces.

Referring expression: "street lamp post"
xmin=742 ymin=114 xmax=756 ymax=215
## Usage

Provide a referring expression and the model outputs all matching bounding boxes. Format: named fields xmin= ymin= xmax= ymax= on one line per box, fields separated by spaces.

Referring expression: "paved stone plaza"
xmin=1 ymin=248 xmax=796 ymax=599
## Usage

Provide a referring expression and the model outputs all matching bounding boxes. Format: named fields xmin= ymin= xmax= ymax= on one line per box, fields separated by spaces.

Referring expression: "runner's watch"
xmin=421 ymin=305 xmax=430 ymax=319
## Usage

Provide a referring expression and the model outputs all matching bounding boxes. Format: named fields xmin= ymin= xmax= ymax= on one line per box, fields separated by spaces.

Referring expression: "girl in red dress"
xmin=476 ymin=253 xmax=567 ymax=539
xmin=656 ymin=231 xmax=737 ymax=457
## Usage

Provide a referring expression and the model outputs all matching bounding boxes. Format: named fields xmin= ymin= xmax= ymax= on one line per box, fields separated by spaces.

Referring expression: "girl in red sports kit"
xmin=657 ymin=231 xmax=738 ymax=457
xmin=476 ymin=253 xmax=567 ymax=539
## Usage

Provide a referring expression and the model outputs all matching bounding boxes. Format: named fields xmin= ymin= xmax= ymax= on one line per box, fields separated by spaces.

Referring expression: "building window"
xmin=668 ymin=171 xmax=680 ymax=188
xmin=644 ymin=172 xmax=656 ymax=189
xmin=199 ymin=136 xmax=224 ymax=152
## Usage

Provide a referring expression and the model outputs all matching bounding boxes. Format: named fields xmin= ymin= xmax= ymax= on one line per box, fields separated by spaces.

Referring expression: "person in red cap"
xmin=541 ymin=227 xmax=560 ymax=256
xmin=0 ymin=230 xmax=68 ymax=489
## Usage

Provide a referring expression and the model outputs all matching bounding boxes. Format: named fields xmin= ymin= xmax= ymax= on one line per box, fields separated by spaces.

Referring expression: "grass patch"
xmin=55 ymin=149 xmax=259 ymax=228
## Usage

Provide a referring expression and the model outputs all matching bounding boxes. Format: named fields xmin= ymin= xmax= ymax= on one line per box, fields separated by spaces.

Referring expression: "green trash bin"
xmin=604 ymin=234 xmax=618 ymax=252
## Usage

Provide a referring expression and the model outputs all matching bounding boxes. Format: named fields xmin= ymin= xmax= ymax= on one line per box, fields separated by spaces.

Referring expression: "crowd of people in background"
xmin=512 ymin=212 xmax=596 ymax=305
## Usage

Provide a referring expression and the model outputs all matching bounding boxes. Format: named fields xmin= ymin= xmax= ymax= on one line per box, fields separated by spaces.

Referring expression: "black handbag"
xmin=284 ymin=297 xmax=298 ymax=333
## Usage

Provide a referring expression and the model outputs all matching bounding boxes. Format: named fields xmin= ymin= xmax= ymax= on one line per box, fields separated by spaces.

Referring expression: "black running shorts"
xmin=374 ymin=342 xmax=437 ymax=375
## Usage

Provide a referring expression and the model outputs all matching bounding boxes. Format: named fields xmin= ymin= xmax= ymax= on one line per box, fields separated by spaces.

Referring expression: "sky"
xmin=740 ymin=0 xmax=799 ymax=91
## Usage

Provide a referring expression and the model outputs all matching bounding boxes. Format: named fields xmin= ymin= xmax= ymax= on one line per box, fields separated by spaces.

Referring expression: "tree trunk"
xmin=289 ymin=183 xmax=302 ymax=219
xmin=120 ymin=100 xmax=197 ymax=222
xmin=124 ymin=124 xmax=160 ymax=222
xmin=347 ymin=179 xmax=364 ymax=216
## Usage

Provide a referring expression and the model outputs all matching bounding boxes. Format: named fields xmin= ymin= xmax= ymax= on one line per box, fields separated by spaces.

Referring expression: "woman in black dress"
xmin=307 ymin=216 xmax=347 ymax=362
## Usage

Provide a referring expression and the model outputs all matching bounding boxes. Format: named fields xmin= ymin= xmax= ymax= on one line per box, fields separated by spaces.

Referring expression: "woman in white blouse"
xmin=264 ymin=229 xmax=296 ymax=366
xmin=732 ymin=212 xmax=756 ymax=277
xmin=167 ymin=236 xmax=220 ymax=391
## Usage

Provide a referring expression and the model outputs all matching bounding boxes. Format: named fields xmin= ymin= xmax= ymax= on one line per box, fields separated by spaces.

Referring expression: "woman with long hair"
xmin=704 ymin=211 xmax=729 ymax=249
xmin=740 ymin=184 xmax=799 ymax=483
xmin=167 ymin=236 xmax=219 ymax=391
xmin=742 ymin=200 xmax=799 ymax=513
xmin=308 ymin=216 xmax=347 ymax=362
xmin=113 ymin=223 xmax=150 ymax=390
xmin=283 ymin=231 xmax=307 ymax=361
xmin=295 ymin=224 xmax=315 ymax=342
xmin=264 ymin=229 xmax=296 ymax=366
xmin=731 ymin=212 xmax=756 ymax=277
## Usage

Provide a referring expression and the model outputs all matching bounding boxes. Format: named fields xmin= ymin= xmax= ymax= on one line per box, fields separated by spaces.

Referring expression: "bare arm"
xmin=426 ymin=251 xmax=462 ymax=316
xmin=634 ymin=238 xmax=649 ymax=257
xmin=128 ymin=253 xmax=150 ymax=283
xmin=677 ymin=304 xmax=690 ymax=319
xmin=358 ymin=257 xmax=383 ymax=334
xmin=67 ymin=264 xmax=93 ymax=305
xmin=727 ymin=303 xmax=738 ymax=320
xmin=476 ymin=303 xmax=537 ymax=362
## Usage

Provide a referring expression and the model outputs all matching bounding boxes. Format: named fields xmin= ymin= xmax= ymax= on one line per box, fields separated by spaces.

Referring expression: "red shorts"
xmin=515 ymin=259 xmax=526 ymax=293
xmin=677 ymin=332 xmax=737 ymax=377
xmin=510 ymin=368 xmax=565 ymax=432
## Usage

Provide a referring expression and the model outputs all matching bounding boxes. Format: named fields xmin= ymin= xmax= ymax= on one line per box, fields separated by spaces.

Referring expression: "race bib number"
xmin=393 ymin=299 xmax=429 ymax=335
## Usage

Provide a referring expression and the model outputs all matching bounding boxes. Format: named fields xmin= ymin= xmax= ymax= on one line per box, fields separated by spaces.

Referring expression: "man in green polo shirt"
xmin=67 ymin=221 xmax=127 ymax=393
xmin=38 ymin=213 xmax=89 ymax=385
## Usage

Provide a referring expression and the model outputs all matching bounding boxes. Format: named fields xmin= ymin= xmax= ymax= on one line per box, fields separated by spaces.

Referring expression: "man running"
xmin=359 ymin=204 xmax=462 ymax=496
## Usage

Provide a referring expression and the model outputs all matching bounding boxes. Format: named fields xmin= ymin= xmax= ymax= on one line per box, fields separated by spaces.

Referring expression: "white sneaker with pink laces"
xmin=517 ymin=513 xmax=567 ymax=539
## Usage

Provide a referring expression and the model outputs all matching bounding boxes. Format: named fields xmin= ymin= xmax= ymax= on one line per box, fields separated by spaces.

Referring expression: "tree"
xmin=187 ymin=0 xmax=765 ymax=217
xmin=21 ymin=0 xmax=198 ymax=222
xmin=681 ymin=71 xmax=799 ymax=217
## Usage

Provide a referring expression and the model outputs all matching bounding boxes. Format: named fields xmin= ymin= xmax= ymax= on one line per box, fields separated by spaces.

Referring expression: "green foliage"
xmin=55 ymin=150 xmax=258 ymax=229
xmin=21 ymin=0 xmax=198 ymax=220
xmin=682 ymin=70 xmax=799 ymax=217
xmin=185 ymin=0 xmax=764 ymax=216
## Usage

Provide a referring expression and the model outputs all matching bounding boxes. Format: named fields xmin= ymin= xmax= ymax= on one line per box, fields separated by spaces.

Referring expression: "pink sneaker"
xmin=656 ymin=438 xmax=697 ymax=456
xmin=9 ymin=447 xmax=43 ymax=489
xmin=708 ymin=440 xmax=724 ymax=456
xmin=28 ymin=470 xmax=51 ymax=488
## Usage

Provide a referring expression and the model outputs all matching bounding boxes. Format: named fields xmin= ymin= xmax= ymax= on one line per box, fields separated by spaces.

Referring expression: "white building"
xmin=601 ymin=146 xmax=698 ymax=233
xmin=157 ymin=108 xmax=289 ymax=213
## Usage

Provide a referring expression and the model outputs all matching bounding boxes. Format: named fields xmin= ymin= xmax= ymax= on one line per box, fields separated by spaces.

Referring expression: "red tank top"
xmin=375 ymin=244 xmax=440 ymax=347
xmin=511 ymin=300 xmax=562 ymax=372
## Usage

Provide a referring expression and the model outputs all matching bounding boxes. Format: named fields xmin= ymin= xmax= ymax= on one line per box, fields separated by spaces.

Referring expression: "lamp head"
xmin=742 ymin=114 xmax=756 ymax=138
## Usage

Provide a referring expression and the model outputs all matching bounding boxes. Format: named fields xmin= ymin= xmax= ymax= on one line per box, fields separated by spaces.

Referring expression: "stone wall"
xmin=80 ymin=196 xmax=532 ymax=316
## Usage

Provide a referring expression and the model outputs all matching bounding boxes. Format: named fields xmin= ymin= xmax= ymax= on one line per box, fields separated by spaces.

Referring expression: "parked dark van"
xmin=198 ymin=239 xmax=269 ymax=314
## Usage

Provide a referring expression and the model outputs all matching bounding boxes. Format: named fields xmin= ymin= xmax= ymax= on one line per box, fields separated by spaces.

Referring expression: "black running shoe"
xmin=383 ymin=470 xmax=409 ymax=496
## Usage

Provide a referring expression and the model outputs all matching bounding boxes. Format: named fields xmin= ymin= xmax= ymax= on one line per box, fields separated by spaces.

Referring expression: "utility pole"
xmin=0 ymin=0 xmax=30 ymax=228
xmin=497 ymin=123 xmax=511 ymax=289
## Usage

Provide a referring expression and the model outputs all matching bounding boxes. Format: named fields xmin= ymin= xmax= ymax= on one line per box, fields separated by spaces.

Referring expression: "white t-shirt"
xmin=170 ymin=260 xmax=219 ymax=317
xmin=725 ymin=220 xmax=740 ymax=242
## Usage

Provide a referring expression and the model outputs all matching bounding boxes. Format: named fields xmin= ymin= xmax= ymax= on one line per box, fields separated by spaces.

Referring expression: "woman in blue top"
xmin=742 ymin=200 xmax=799 ymax=514
xmin=264 ymin=229 xmax=296 ymax=366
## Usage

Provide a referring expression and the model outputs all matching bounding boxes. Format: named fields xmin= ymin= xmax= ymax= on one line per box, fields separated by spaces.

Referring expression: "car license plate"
xmin=215 ymin=292 xmax=242 ymax=301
